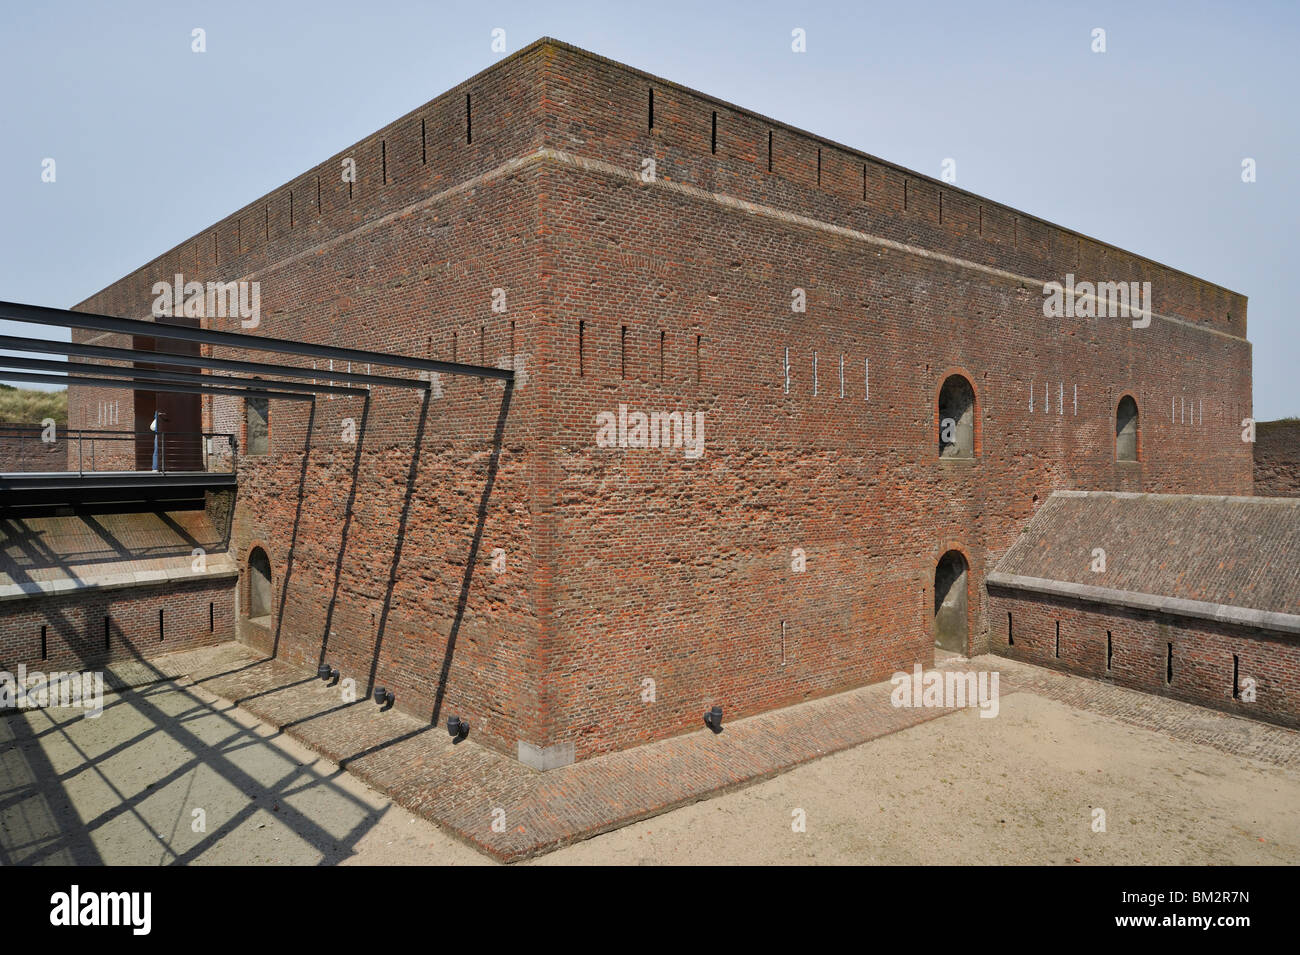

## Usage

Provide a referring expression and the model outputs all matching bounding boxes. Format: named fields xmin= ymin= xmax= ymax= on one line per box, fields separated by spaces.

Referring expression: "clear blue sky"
xmin=1 ymin=0 xmax=1295 ymax=418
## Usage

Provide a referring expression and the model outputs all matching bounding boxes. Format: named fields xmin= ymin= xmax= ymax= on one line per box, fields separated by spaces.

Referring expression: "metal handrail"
xmin=0 ymin=426 xmax=237 ymax=475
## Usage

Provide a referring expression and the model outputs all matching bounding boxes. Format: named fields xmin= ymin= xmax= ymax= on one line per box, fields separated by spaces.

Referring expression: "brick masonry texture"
xmin=988 ymin=589 xmax=1300 ymax=729
xmin=1254 ymin=420 xmax=1300 ymax=497
xmin=987 ymin=490 xmax=1300 ymax=729
xmin=0 ymin=425 xmax=66 ymax=473
xmin=0 ymin=498 xmax=237 ymax=669
xmin=52 ymin=38 xmax=1254 ymax=765
xmin=0 ymin=578 xmax=233 ymax=672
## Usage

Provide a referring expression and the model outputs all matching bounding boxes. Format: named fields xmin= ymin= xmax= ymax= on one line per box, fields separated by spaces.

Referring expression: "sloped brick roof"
xmin=989 ymin=490 xmax=1300 ymax=630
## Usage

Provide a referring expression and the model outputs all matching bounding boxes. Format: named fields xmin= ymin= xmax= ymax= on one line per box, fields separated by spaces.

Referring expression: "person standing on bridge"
xmin=150 ymin=410 xmax=166 ymax=471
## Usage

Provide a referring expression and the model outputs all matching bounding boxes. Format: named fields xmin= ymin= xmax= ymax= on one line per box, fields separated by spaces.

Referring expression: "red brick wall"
xmin=532 ymin=156 xmax=1252 ymax=759
xmin=70 ymin=45 xmax=549 ymax=758
xmin=987 ymin=587 xmax=1300 ymax=729
xmin=62 ymin=373 xmax=137 ymax=473
xmin=0 ymin=424 xmax=67 ymax=472
xmin=536 ymin=42 xmax=1247 ymax=337
xmin=60 ymin=39 xmax=1255 ymax=763
xmin=531 ymin=40 xmax=1251 ymax=758
xmin=1254 ymin=420 xmax=1300 ymax=497
xmin=0 ymin=578 xmax=235 ymax=671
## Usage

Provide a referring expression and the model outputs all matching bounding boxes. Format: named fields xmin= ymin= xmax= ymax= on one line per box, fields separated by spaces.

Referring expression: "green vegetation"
xmin=0 ymin=385 xmax=68 ymax=425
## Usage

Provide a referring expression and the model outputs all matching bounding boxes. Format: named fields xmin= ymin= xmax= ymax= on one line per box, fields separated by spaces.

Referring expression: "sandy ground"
xmin=537 ymin=691 xmax=1300 ymax=865
xmin=2 ymin=678 xmax=1297 ymax=865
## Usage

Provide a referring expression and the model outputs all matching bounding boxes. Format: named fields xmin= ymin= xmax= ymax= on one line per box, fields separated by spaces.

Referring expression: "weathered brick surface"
xmin=0 ymin=497 xmax=237 ymax=670
xmin=536 ymin=147 xmax=1250 ymax=759
xmin=1254 ymin=420 xmax=1300 ymax=497
xmin=68 ymin=47 xmax=548 ymax=759
xmin=992 ymin=649 xmax=1300 ymax=768
xmin=989 ymin=588 xmax=1300 ymax=728
xmin=987 ymin=491 xmax=1300 ymax=729
xmin=0 ymin=424 xmax=66 ymax=472
xmin=0 ymin=578 xmax=234 ymax=671
xmin=139 ymin=641 xmax=992 ymax=861
xmin=56 ymin=38 xmax=1255 ymax=764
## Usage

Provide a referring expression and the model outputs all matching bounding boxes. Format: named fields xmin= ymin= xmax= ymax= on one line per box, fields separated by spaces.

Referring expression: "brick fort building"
xmin=4 ymin=38 xmax=1291 ymax=771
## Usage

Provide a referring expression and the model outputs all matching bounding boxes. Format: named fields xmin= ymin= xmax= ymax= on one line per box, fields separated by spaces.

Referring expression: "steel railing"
xmin=0 ymin=425 xmax=237 ymax=475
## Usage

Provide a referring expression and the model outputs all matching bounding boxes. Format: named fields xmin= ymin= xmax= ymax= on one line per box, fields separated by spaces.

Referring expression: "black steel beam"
xmin=0 ymin=494 xmax=211 ymax=516
xmin=0 ymin=354 xmax=366 ymax=397
xmin=0 ymin=369 xmax=321 ymax=402
xmin=0 ymin=472 xmax=235 ymax=513
xmin=0 ymin=333 xmax=423 ymax=391
xmin=0 ymin=299 xmax=513 ymax=381
xmin=0 ymin=472 xmax=237 ymax=491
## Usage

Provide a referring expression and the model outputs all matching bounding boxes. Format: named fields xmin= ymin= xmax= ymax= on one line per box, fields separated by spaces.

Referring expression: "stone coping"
xmin=0 ymin=558 xmax=238 ymax=603
xmin=986 ymin=571 xmax=1300 ymax=637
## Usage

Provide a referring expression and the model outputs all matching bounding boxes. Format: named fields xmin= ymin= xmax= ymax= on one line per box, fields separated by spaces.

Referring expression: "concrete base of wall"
xmin=517 ymin=740 xmax=576 ymax=771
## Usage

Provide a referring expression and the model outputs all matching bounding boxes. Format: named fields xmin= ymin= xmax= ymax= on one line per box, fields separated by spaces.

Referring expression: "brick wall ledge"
xmin=986 ymin=572 xmax=1300 ymax=637
xmin=0 ymin=558 xmax=238 ymax=603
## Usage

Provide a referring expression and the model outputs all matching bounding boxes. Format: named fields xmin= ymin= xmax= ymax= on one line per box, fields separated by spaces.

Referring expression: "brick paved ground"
xmin=12 ymin=640 xmax=1292 ymax=862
